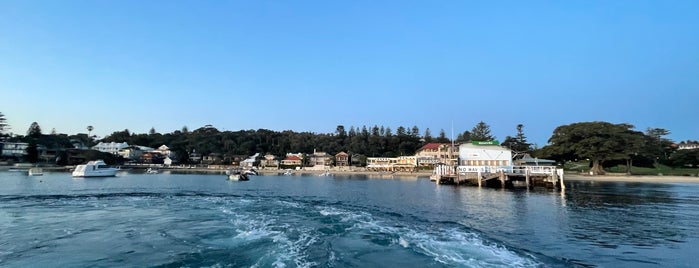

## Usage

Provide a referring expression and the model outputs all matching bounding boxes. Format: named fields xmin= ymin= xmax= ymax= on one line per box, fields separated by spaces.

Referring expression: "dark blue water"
xmin=1 ymin=171 xmax=697 ymax=267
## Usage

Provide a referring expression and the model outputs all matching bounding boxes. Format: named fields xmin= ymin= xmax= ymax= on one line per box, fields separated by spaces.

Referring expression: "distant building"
xmin=678 ymin=141 xmax=699 ymax=150
xmin=92 ymin=142 xmax=129 ymax=155
xmin=335 ymin=152 xmax=349 ymax=167
xmin=281 ymin=155 xmax=302 ymax=167
xmin=308 ymin=150 xmax=332 ymax=166
xmin=458 ymin=143 xmax=512 ymax=172
xmin=513 ymin=154 xmax=556 ymax=166
xmin=241 ymin=153 xmax=260 ymax=168
xmin=261 ymin=154 xmax=280 ymax=169
xmin=416 ymin=143 xmax=458 ymax=166
xmin=367 ymin=156 xmax=417 ymax=171
xmin=1 ymin=142 xmax=28 ymax=158
xmin=118 ymin=146 xmax=144 ymax=161
xmin=203 ymin=153 xmax=223 ymax=165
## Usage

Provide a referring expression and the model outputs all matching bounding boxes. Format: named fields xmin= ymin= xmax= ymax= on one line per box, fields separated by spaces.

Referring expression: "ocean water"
xmin=1 ymin=171 xmax=697 ymax=267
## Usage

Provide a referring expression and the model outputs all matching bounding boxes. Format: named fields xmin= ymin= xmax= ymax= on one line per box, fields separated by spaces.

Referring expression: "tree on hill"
xmin=0 ymin=112 xmax=9 ymax=135
xmin=471 ymin=121 xmax=495 ymax=141
xmin=27 ymin=122 xmax=42 ymax=139
xmin=502 ymin=124 xmax=531 ymax=156
xmin=541 ymin=121 xmax=646 ymax=175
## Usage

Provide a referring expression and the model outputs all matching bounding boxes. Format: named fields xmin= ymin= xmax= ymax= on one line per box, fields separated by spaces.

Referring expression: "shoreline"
xmin=565 ymin=174 xmax=699 ymax=184
xmin=3 ymin=165 xmax=698 ymax=184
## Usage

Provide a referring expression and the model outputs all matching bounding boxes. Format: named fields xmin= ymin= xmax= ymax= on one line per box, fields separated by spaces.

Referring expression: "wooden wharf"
xmin=436 ymin=166 xmax=565 ymax=190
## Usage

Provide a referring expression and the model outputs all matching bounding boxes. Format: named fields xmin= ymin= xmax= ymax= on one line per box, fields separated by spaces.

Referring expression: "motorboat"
xmin=72 ymin=160 xmax=118 ymax=177
xmin=319 ymin=170 xmax=332 ymax=176
xmin=226 ymin=169 xmax=249 ymax=181
xmin=28 ymin=167 xmax=44 ymax=176
xmin=283 ymin=169 xmax=293 ymax=176
xmin=244 ymin=169 xmax=259 ymax=176
xmin=145 ymin=168 xmax=159 ymax=174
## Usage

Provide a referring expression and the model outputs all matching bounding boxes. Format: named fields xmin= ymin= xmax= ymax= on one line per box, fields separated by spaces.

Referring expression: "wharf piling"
xmin=435 ymin=166 xmax=565 ymax=190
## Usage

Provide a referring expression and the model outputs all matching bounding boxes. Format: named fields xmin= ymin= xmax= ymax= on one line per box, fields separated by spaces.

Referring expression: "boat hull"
xmin=228 ymin=174 xmax=249 ymax=181
xmin=72 ymin=161 xmax=118 ymax=177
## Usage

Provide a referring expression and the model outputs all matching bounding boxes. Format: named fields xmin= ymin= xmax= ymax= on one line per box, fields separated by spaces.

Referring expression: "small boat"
xmin=283 ymin=169 xmax=293 ymax=176
xmin=244 ymin=169 xmax=259 ymax=176
xmin=226 ymin=169 xmax=249 ymax=181
xmin=319 ymin=170 xmax=332 ymax=176
xmin=145 ymin=168 xmax=159 ymax=174
xmin=28 ymin=167 xmax=44 ymax=176
xmin=72 ymin=160 xmax=119 ymax=177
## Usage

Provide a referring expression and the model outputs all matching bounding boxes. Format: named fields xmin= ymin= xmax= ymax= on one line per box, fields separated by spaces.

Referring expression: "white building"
xmin=92 ymin=142 xmax=129 ymax=155
xmin=458 ymin=142 xmax=513 ymax=172
xmin=1 ymin=142 xmax=28 ymax=158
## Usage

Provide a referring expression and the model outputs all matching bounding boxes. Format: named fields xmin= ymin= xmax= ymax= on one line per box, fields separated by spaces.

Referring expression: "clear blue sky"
xmin=2 ymin=1 xmax=698 ymax=146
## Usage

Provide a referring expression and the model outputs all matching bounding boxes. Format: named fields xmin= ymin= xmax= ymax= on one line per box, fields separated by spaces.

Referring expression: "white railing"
xmin=455 ymin=165 xmax=557 ymax=174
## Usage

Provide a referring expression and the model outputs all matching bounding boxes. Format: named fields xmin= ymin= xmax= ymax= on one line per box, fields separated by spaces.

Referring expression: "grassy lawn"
xmin=562 ymin=161 xmax=699 ymax=176
xmin=606 ymin=165 xmax=699 ymax=176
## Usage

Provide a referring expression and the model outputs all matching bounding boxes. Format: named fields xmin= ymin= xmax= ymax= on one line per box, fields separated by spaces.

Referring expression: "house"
xmin=308 ymin=150 xmax=332 ymax=167
xmin=118 ymin=146 xmax=144 ymax=161
xmin=281 ymin=155 xmax=302 ymax=167
xmin=367 ymin=156 xmax=417 ymax=171
xmin=203 ymin=153 xmax=223 ymax=165
xmin=367 ymin=157 xmax=394 ymax=171
xmin=155 ymin=145 xmax=172 ymax=157
xmin=678 ymin=141 xmax=699 ymax=150
xmin=261 ymin=154 xmax=280 ymax=169
xmin=92 ymin=142 xmax=129 ymax=155
xmin=335 ymin=152 xmax=349 ymax=167
xmin=241 ymin=153 xmax=260 ymax=168
xmin=1 ymin=142 xmax=28 ymax=159
xmin=394 ymin=156 xmax=417 ymax=172
xmin=416 ymin=143 xmax=458 ymax=166
xmin=189 ymin=152 xmax=202 ymax=163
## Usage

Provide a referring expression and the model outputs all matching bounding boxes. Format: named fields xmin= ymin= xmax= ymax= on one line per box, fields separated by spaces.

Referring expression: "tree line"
xmin=1 ymin=112 xmax=697 ymax=170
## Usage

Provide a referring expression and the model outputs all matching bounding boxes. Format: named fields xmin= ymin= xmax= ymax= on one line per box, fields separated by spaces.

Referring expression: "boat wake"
xmin=1 ymin=192 xmax=546 ymax=267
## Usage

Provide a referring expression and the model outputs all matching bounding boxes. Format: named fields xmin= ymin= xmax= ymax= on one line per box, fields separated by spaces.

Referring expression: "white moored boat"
xmin=28 ymin=167 xmax=44 ymax=176
xmin=72 ymin=160 xmax=118 ymax=177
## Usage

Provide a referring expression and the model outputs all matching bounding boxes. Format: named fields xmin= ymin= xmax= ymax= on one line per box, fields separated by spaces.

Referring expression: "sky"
xmin=1 ymin=0 xmax=698 ymax=146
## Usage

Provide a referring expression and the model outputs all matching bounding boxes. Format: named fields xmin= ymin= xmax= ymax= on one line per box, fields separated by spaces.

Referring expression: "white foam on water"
xmin=317 ymin=205 xmax=541 ymax=267
xmin=215 ymin=201 xmax=320 ymax=268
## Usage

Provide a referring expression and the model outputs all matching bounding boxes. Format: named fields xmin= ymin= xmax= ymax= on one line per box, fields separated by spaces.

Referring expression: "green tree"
xmin=0 ymin=112 xmax=9 ymax=135
xmin=26 ymin=142 xmax=39 ymax=163
xmin=543 ymin=121 xmax=644 ymax=175
xmin=27 ymin=122 xmax=42 ymax=139
xmin=424 ymin=128 xmax=433 ymax=143
xmin=471 ymin=121 xmax=495 ymax=141
xmin=436 ymin=129 xmax=449 ymax=143
xmin=456 ymin=130 xmax=472 ymax=143
xmin=502 ymin=124 xmax=531 ymax=155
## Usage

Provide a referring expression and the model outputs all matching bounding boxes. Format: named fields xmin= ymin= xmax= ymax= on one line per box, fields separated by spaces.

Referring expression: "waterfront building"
xmin=335 ymin=152 xmax=349 ymax=167
xmin=261 ymin=154 xmax=280 ymax=169
xmin=241 ymin=153 xmax=260 ymax=168
xmin=458 ymin=142 xmax=513 ymax=172
xmin=416 ymin=143 xmax=459 ymax=166
xmin=308 ymin=150 xmax=332 ymax=167
xmin=203 ymin=153 xmax=223 ymax=165
xmin=118 ymin=146 xmax=144 ymax=161
xmin=92 ymin=142 xmax=129 ymax=155
xmin=1 ymin=142 xmax=28 ymax=158
xmin=394 ymin=156 xmax=417 ymax=172
xmin=367 ymin=157 xmax=394 ymax=171
xmin=281 ymin=155 xmax=302 ymax=167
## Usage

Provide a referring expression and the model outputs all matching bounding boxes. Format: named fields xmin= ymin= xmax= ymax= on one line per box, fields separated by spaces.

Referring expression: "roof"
xmin=419 ymin=143 xmax=446 ymax=151
xmin=284 ymin=156 xmax=302 ymax=161
xmin=335 ymin=151 xmax=349 ymax=156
